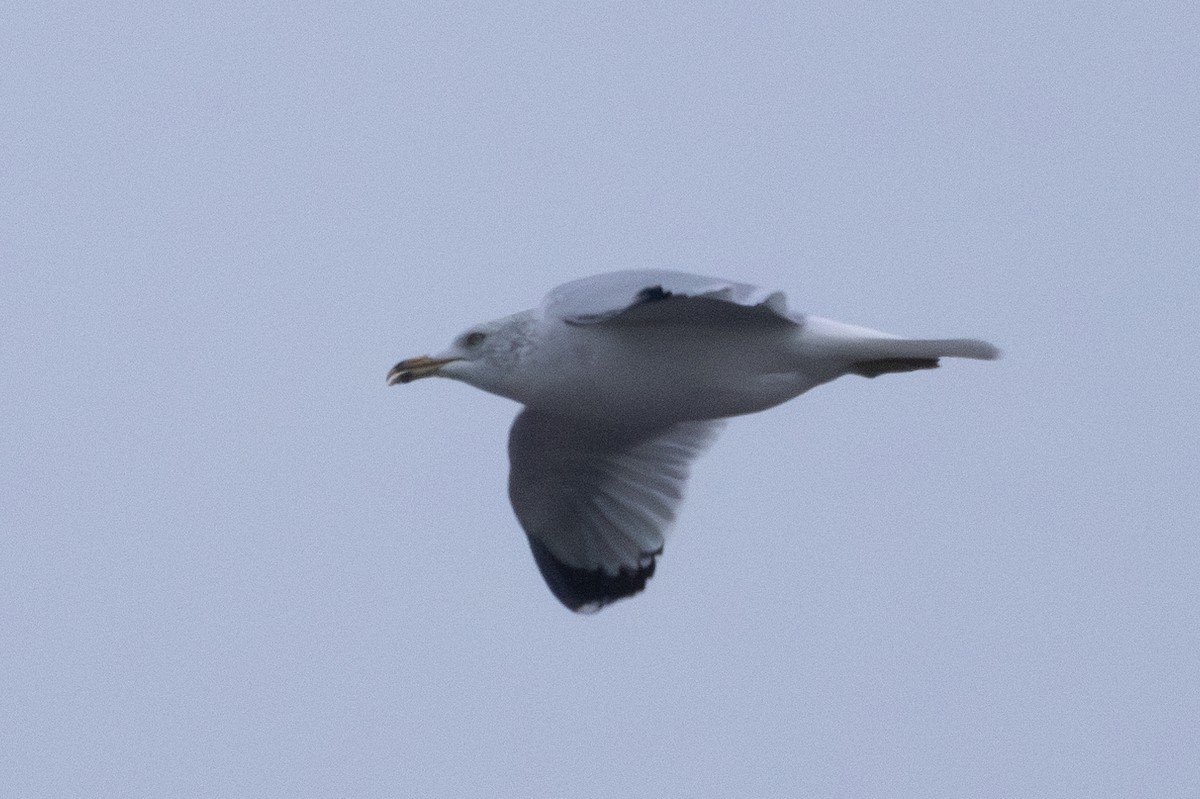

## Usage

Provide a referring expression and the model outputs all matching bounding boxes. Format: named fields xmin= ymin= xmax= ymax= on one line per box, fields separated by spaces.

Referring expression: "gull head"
xmin=387 ymin=310 xmax=538 ymax=398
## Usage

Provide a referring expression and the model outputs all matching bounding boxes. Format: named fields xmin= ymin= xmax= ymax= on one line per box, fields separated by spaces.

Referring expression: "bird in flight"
xmin=388 ymin=270 xmax=999 ymax=612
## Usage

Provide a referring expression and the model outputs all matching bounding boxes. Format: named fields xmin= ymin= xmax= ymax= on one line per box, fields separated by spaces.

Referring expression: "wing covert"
xmin=543 ymin=269 xmax=794 ymax=327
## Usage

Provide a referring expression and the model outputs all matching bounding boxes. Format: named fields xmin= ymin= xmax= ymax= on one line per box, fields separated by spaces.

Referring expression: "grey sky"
xmin=3 ymin=2 xmax=1197 ymax=797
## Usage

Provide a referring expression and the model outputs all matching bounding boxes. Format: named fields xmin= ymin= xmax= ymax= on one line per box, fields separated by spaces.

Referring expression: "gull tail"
xmin=845 ymin=338 xmax=1000 ymax=378
xmin=797 ymin=316 xmax=1001 ymax=378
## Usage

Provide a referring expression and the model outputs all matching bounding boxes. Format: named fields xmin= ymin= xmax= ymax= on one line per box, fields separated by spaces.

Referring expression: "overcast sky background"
xmin=3 ymin=3 xmax=1197 ymax=797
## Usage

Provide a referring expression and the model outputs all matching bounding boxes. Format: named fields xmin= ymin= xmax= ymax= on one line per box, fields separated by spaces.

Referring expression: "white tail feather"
xmin=859 ymin=338 xmax=1001 ymax=361
xmin=795 ymin=316 xmax=1001 ymax=374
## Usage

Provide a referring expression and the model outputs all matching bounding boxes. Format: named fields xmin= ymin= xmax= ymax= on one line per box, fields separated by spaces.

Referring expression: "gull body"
xmin=389 ymin=270 xmax=999 ymax=612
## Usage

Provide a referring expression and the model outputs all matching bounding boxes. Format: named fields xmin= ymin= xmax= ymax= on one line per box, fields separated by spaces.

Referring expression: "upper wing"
xmin=507 ymin=408 xmax=724 ymax=612
xmin=542 ymin=269 xmax=796 ymax=327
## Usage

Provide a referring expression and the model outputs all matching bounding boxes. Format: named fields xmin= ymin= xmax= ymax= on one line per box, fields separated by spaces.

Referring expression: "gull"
xmin=388 ymin=270 xmax=999 ymax=612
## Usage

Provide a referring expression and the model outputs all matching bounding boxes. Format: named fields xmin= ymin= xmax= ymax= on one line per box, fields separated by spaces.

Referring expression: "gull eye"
xmin=462 ymin=331 xmax=487 ymax=348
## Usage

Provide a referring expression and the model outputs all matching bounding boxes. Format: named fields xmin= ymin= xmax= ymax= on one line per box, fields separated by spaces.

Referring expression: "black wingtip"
xmin=635 ymin=285 xmax=674 ymax=304
xmin=528 ymin=538 xmax=658 ymax=613
xmin=848 ymin=357 xmax=940 ymax=378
